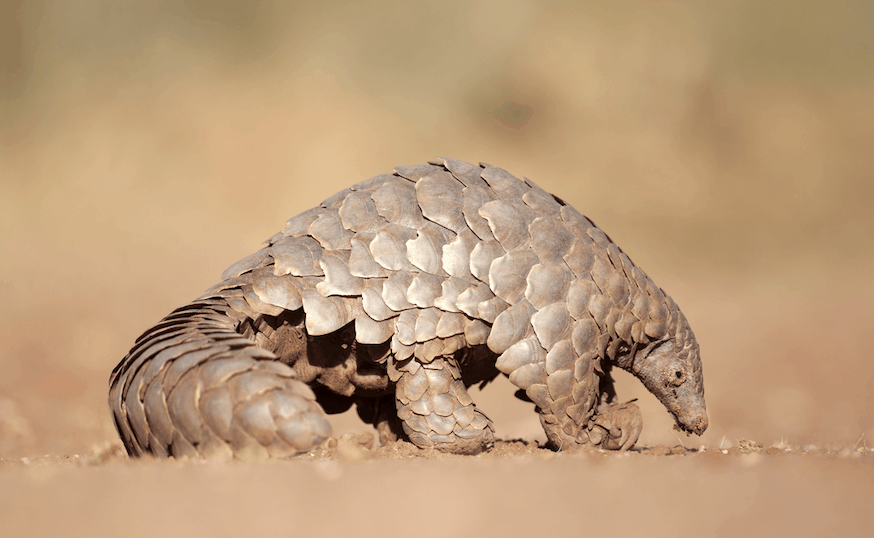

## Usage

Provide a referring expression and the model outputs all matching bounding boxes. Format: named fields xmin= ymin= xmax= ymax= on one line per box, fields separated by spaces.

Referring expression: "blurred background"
xmin=1 ymin=0 xmax=872 ymax=457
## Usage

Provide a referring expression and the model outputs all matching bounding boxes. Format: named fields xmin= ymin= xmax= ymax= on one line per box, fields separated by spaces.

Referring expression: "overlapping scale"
xmin=220 ymin=248 xmax=272 ymax=280
xmin=416 ymin=173 xmax=467 ymax=233
xmin=487 ymin=300 xmax=536 ymax=354
xmin=369 ymin=224 xmax=418 ymax=272
xmin=371 ymin=177 xmax=425 ymax=229
xmin=530 ymin=302 xmax=574 ymax=351
xmin=488 ymin=250 xmax=539 ymax=304
xmin=529 ymin=217 xmax=575 ymax=264
xmin=525 ymin=263 xmax=572 ymax=310
xmin=461 ymin=186 xmax=499 ymax=240
xmin=478 ymin=200 xmax=535 ymax=252
xmin=251 ymin=270 xmax=303 ymax=311
xmin=442 ymin=228 xmax=479 ymax=280
xmin=300 ymin=289 xmax=358 ymax=336
xmin=437 ymin=157 xmax=488 ymax=188
xmin=433 ymin=277 xmax=469 ymax=313
xmin=348 ymin=233 xmax=388 ymax=278
xmin=316 ymin=251 xmax=364 ymax=297
xmin=480 ymin=164 xmax=529 ymax=201
xmin=407 ymin=273 xmax=442 ymax=308
xmin=469 ymin=240 xmax=505 ymax=283
xmin=338 ymin=191 xmax=383 ymax=233
xmin=406 ymin=221 xmax=454 ymax=276
xmin=271 ymin=236 xmax=324 ymax=277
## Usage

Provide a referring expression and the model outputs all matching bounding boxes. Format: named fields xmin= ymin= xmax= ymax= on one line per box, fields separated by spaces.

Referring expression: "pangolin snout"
xmin=674 ymin=410 xmax=708 ymax=436
xmin=686 ymin=414 xmax=708 ymax=435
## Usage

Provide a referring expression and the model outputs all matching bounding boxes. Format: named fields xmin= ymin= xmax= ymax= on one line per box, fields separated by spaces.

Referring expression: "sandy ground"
xmin=2 ymin=1 xmax=873 ymax=536
xmin=2 ymin=441 xmax=872 ymax=538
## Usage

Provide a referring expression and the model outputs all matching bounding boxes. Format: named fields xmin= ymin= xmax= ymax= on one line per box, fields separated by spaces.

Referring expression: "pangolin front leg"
xmin=390 ymin=354 xmax=494 ymax=454
xmin=587 ymin=401 xmax=643 ymax=450
xmin=497 ymin=329 xmax=640 ymax=451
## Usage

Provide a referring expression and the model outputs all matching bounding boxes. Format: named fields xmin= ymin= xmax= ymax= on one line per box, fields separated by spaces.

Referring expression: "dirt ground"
xmin=2 ymin=1 xmax=873 ymax=537
xmin=1 ymin=440 xmax=872 ymax=538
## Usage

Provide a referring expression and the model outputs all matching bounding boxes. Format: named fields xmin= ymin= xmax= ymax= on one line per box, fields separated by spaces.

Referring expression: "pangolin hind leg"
xmin=390 ymin=354 xmax=494 ymax=454
xmin=355 ymin=394 xmax=406 ymax=445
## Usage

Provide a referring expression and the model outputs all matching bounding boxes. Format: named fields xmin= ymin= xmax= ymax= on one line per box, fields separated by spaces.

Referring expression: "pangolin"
xmin=109 ymin=158 xmax=707 ymax=459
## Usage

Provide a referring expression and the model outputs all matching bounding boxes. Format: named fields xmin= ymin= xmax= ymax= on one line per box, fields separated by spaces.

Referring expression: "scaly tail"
xmin=108 ymin=298 xmax=331 ymax=460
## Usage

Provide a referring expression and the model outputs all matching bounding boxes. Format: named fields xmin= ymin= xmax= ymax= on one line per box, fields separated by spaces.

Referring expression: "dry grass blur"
xmin=1 ymin=1 xmax=873 ymax=536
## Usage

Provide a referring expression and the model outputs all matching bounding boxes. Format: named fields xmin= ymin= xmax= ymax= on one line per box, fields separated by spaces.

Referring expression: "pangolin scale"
xmin=109 ymin=158 xmax=707 ymax=459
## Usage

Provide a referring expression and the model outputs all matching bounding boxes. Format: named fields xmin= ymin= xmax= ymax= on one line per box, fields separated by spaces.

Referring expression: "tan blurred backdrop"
xmin=1 ymin=0 xmax=872 ymax=457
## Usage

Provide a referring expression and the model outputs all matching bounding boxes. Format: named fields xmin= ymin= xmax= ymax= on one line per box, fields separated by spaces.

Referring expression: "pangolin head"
xmin=631 ymin=307 xmax=708 ymax=436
